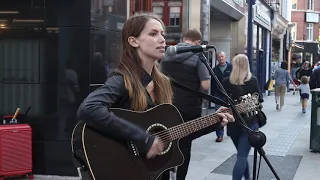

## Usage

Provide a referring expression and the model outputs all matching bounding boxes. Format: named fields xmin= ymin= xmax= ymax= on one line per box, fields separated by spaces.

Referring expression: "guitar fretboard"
xmin=161 ymin=104 xmax=243 ymax=142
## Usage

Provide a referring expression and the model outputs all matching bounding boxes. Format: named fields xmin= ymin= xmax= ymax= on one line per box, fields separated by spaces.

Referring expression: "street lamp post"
xmin=247 ymin=0 xmax=256 ymax=70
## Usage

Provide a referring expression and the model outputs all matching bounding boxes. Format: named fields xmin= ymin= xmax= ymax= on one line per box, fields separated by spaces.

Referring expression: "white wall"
xmin=282 ymin=0 xmax=292 ymax=22
xmin=188 ymin=0 xmax=201 ymax=30
xmin=209 ymin=19 xmax=232 ymax=63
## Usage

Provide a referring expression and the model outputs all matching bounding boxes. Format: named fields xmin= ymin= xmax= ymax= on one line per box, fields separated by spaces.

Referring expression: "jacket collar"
xmin=141 ymin=70 xmax=152 ymax=87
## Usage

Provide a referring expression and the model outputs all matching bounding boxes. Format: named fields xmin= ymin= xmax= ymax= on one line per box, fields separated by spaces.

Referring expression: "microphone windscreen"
xmin=165 ymin=46 xmax=177 ymax=56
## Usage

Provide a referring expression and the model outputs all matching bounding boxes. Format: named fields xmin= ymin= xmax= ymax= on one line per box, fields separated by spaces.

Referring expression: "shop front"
xmin=252 ymin=0 xmax=273 ymax=91
xmin=271 ymin=12 xmax=288 ymax=77
xmin=209 ymin=0 xmax=246 ymax=60
xmin=292 ymin=12 xmax=320 ymax=65
xmin=0 ymin=0 xmax=127 ymax=176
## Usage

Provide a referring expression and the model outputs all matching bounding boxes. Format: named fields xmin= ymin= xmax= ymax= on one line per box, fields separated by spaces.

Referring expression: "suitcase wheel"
xmin=28 ymin=173 xmax=34 ymax=180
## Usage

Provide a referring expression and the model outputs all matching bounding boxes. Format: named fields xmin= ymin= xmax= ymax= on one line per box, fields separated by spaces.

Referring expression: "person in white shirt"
xmin=299 ymin=76 xmax=311 ymax=113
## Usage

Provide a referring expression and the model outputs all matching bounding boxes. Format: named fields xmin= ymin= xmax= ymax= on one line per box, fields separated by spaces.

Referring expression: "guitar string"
xmin=153 ymin=102 xmax=249 ymax=141
xmin=151 ymin=102 xmax=249 ymax=138
xmin=152 ymin=113 xmax=220 ymax=142
xmin=157 ymin=114 xmax=221 ymax=143
xmin=156 ymin=103 xmax=257 ymax=144
xmin=150 ymin=103 xmax=256 ymax=144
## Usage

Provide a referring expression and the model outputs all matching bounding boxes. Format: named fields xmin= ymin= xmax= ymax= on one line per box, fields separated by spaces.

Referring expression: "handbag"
xmin=264 ymin=79 xmax=271 ymax=90
xmin=256 ymin=107 xmax=267 ymax=128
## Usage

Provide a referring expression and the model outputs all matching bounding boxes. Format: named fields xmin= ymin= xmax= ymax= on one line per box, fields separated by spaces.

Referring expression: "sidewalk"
xmin=186 ymin=92 xmax=320 ymax=180
xmin=28 ymin=92 xmax=320 ymax=180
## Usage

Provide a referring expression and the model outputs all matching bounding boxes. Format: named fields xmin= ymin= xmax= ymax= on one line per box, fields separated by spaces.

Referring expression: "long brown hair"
xmin=118 ymin=12 xmax=173 ymax=111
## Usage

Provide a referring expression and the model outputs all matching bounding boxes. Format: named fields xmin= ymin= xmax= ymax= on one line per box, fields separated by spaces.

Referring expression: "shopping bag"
xmin=268 ymin=79 xmax=274 ymax=90
xmin=264 ymin=79 xmax=274 ymax=90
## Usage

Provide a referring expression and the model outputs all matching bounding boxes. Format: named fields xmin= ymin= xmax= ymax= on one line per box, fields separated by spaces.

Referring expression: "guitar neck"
xmin=166 ymin=105 xmax=242 ymax=141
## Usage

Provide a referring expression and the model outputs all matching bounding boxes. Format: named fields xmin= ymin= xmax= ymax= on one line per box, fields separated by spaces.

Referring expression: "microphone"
xmin=166 ymin=45 xmax=215 ymax=56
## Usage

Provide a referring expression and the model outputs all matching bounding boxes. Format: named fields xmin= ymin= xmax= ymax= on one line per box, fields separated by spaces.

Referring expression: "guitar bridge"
xmin=130 ymin=142 xmax=140 ymax=156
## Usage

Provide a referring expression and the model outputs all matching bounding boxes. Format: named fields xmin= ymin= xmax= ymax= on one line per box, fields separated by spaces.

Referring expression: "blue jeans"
xmin=230 ymin=122 xmax=259 ymax=180
xmin=215 ymin=103 xmax=224 ymax=137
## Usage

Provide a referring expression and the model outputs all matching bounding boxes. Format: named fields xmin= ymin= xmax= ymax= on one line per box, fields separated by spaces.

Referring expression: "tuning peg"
xmin=241 ymin=95 xmax=248 ymax=102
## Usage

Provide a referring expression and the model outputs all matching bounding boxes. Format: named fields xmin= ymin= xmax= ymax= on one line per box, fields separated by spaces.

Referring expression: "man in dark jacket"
xmin=211 ymin=51 xmax=232 ymax=142
xmin=161 ymin=29 xmax=227 ymax=180
xmin=309 ymin=57 xmax=320 ymax=89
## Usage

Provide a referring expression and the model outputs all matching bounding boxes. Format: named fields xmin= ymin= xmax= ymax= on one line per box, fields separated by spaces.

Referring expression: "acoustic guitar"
xmin=71 ymin=93 xmax=261 ymax=180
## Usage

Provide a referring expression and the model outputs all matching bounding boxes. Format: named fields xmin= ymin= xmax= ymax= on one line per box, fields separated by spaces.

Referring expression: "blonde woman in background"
xmin=222 ymin=54 xmax=264 ymax=180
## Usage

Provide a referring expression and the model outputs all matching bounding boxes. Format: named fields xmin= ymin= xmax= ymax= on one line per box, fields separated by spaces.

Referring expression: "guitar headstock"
xmin=237 ymin=93 xmax=261 ymax=117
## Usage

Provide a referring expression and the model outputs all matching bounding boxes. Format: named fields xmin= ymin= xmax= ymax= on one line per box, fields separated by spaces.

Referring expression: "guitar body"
xmin=71 ymin=104 xmax=185 ymax=180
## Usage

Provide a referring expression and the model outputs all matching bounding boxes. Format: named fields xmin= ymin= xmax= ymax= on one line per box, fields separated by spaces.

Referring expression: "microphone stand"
xmin=197 ymin=51 xmax=280 ymax=180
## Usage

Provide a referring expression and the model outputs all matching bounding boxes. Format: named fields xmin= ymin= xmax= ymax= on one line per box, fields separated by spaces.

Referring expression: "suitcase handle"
xmin=12 ymin=108 xmax=20 ymax=120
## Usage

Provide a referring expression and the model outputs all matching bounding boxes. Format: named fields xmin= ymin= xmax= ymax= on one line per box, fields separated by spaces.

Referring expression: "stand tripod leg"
xmin=258 ymin=148 xmax=281 ymax=180
xmin=253 ymin=148 xmax=258 ymax=180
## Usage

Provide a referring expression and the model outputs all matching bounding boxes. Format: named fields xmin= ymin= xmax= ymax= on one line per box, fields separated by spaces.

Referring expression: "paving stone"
xmin=211 ymin=154 xmax=302 ymax=180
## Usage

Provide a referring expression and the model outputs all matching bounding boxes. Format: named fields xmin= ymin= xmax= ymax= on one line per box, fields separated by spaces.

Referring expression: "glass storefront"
xmin=251 ymin=23 xmax=270 ymax=91
xmin=0 ymin=0 xmax=126 ymax=175
xmin=252 ymin=24 xmax=266 ymax=77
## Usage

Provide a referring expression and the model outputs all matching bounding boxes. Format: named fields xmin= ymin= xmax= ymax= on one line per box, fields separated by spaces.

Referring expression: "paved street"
xmin=186 ymin=92 xmax=320 ymax=180
xmin=27 ymin=92 xmax=320 ymax=180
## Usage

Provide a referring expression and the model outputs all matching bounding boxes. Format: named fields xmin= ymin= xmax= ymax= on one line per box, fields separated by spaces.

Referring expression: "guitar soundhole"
xmin=147 ymin=123 xmax=172 ymax=155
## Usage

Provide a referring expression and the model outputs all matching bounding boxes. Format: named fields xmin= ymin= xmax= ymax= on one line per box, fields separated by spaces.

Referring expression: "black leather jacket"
xmin=77 ymin=71 xmax=155 ymax=155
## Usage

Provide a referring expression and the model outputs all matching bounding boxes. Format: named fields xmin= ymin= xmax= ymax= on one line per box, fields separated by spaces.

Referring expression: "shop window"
xmin=306 ymin=53 xmax=313 ymax=64
xmin=291 ymin=22 xmax=297 ymax=41
xmin=253 ymin=24 xmax=258 ymax=50
xmin=252 ymin=24 xmax=258 ymax=76
xmin=169 ymin=7 xmax=180 ymax=26
xmin=307 ymin=0 xmax=314 ymax=10
xmin=258 ymin=27 xmax=263 ymax=50
xmin=306 ymin=23 xmax=313 ymax=41
xmin=292 ymin=0 xmax=297 ymax=10
xmin=152 ymin=6 xmax=163 ymax=20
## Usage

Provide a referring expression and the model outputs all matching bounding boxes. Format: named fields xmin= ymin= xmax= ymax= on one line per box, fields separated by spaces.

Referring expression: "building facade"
xmin=250 ymin=0 xmax=274 ymax=91
xmin=291 ymin=0 xmax=320 ymax=64
xmin=129 ymin=0 xmax=152 ymax=15
xmin=152 ymin=0 xmax=183 ymax=45
xmin=129 ymin=0 xmax=183 ymax=45
xmin=181 ymin=0 xmax=247 ymax=61
xmin=267 ymin=0 xmax=290 ymax=78
xmin=270 ymin=0 xmax=289 ymax=64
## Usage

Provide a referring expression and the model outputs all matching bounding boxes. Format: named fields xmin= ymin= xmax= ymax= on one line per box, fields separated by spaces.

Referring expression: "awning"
xmin=292 ymin=42 xmax=304 ymax=50
xmin=210 ymin=0 xmax=245 ymax=21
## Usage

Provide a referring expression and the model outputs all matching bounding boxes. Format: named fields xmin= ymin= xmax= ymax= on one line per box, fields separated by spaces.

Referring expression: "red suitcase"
xmin=0 ymin=124 xmax=33 ymax=180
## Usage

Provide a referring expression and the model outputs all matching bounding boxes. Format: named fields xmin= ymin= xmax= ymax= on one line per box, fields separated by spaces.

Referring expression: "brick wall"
xmin=129 ymin=0 xmax=152 ymax=15
xmin=294 ymin=0 xmax=320 ymax=10
xmin=296 ymin=0 xmax=306 ymax=9
xmin=316 ymin=0 xmax=320 ymax=11
xmin=291 ymin=0 xmax=320 ymax=41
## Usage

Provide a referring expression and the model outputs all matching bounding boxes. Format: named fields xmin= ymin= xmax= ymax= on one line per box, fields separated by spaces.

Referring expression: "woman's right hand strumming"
xmin=146 ymin=137 xmax=164 ymax=159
